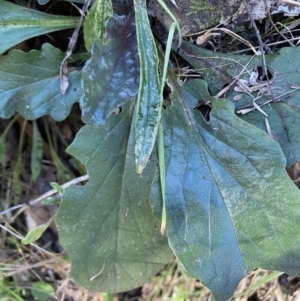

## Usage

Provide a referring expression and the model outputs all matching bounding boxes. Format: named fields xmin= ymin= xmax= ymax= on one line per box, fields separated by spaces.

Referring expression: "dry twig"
xmin=60 ymin=0 xmax=91 ymax=94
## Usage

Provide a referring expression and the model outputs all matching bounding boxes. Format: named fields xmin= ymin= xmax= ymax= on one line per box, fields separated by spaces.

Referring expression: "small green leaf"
xmin=0 ymin=44 xmax=83 ymax=121
xmin=55 ymin=101 xmax=172 ymax=293
xmin=0 ymin=0 xmax=78 ymax=55
xmin=22 ymin=218 xmax=52 ymax=245
xmin=102 ymin=293 xmax=114 ymax=301
xmin=31 ymin=281 xmax=54 ymax=301
xmin=41 ymin=197 xmax=60 ymax=205
xmin=151 ymin=78 xmax=300 ymax=301
xmin=31 ymin=121 xmax=43 ymax=181
xmin=133 ymin=0 xmax=162 ymax=174
xmin=50 ymin=182 xmax=64 ymax=195
xmin=83 ymin=0 xmax=113 ymax=51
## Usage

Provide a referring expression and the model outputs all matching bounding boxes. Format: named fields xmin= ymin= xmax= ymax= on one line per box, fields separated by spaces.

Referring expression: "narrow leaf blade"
xmin=83 ymin=0 xmax=113 ymax=51
xmin=133 ymin=0 xmax=162 ymax=174
xmin=31 ymin=121 xmax=43 ymax=181
xmin=0 ymin=0 xmax=78 ymax=54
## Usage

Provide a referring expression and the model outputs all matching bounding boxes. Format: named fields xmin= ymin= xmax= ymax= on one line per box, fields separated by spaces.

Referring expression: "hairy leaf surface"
xmin=56 ymin=101 xmax=172 ymax=293
xmin=151 ymin=78 xmax=300 ymax=301
xmin=0 ymin=44 xmax=83 ymax=120
xmin=0 ymin=0 xmax=78 ymax=55
xmin=81 ymin=14 xmax=139 ymax=126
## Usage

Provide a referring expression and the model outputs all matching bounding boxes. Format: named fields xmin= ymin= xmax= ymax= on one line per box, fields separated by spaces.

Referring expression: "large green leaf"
xmin=55 ymin=101 xmax=172 ymax=293
xmin=81 ymin=14 xmax=139 ymax=126
xmin=0 ymin=0 xmax=78 ymax=55
xmin=0 ymin=44 xmax=83 ymax=121
xmin=151 ymin=78 xmax=300 ymax=301
xmin=133 ymin=0 xmax=162 ymax=174
xmin=178 ymin=43 xmax=300 ymax=167
xmin=234 ymin=47 xmax=300 ymax=168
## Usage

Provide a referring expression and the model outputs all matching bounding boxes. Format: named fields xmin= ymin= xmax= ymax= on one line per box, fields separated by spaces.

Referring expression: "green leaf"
xmin=55 ymin=101 xmax=172 ymax=293
xmin=0 ymin=0 xmax=79 ymax=55
xmin=50 ymin=182 xmax=64 ymax=195
xmin=22 ymin=218 xmax=53 ymax=245
xmin=241 ymin=101 xmax=300 ymax=168
xmin=234 ymin=47 xmax=300 ymax=167
xmin=102 ymin=293 xmax=114 ymax=301
xmin=133 ymin=0 xmax=162 ymax=174
xmin=151 ymin=78 xmax=300 ymax=301
xmin=83 ymin=0 xmax=113 ymax=51
xmin=81 ymin=14 xmax=139 ymax=125
xmin=0 ymin=44 xmax=83 ymax=121
xmin=178 ymin=43 xmax=300 ymax=167
xmin=41 ymin=197 xmax=60 ymax=205
xmin=31 ymin=281 xmax=54 ymax=301
xmin=31 ymin=121 xmax=43 ymax=181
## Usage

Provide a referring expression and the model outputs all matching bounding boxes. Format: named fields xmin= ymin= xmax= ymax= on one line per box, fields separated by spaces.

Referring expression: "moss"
xmin=188 ymin=0 xmax=215 ymax=14
xmin=149 ymin=0 xmax=241 ymax=34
